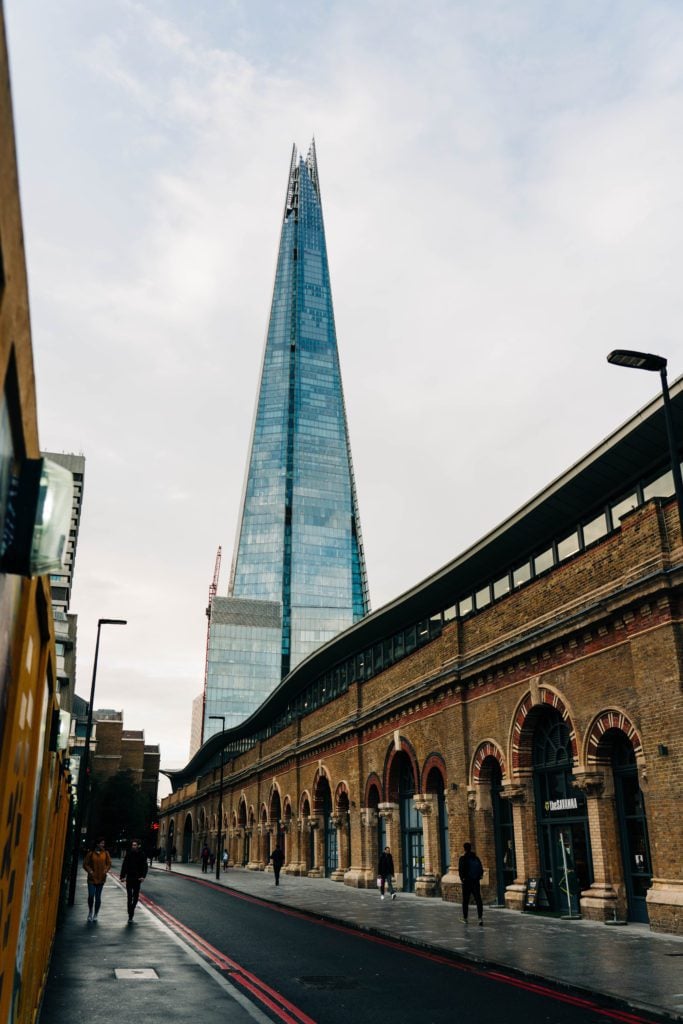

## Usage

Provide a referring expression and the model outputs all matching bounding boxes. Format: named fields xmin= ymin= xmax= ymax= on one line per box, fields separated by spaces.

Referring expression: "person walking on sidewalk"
xmin=83 ymin=837 xmax=111 ymax=923
xmin=378 ymin=846 xmax=397 ymax=900
xmin=200 ymin=844 xmax=210 ymax=873
xmin=458 ymin=841 xmax=484 ymax=925
xmin=269 ymin=844 xmax=284 ymax=885
xmin=120 ymin=839 xmax=148 ymax=922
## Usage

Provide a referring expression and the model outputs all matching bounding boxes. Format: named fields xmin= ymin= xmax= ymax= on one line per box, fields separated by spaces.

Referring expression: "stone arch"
xmin=299 ymin=791 xmax=312 ymax=817
xmin=238 ymin=798 xmax=247 ymax=827
xmin=510 ymin=686 xmax=578 ymax=776
xmin=584 ymin=708 xmax=644 ymax=766
xmin=283 ymin=797 xmax=293 ymax=823
xmin=248 ymin=806 xmax=256 ymax=828
xmin=312 ymin=768 xmax=333 ymax=814
xmin=421 ymin=752 xmax=448 ymax=793
xmin=269 ymin=785 xmax=282 ymax=822
xmin=334 ymin=781 xmax=350 ymax=813
xmin=364 ymin=772 xmax=382 ymax=808
xmin=471 ymin=740 xmax=506 ymax=786
xmin=260 ymin=804 xmax=268 ymax=825
xmin=384 ymin=736 xmax=419 ymax=801
xmin=231 ymin=811 xmax=238 ymax=829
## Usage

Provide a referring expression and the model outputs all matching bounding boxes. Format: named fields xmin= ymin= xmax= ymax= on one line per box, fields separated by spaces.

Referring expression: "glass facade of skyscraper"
xmin=203 ymin=142 xmax=369 ymax=740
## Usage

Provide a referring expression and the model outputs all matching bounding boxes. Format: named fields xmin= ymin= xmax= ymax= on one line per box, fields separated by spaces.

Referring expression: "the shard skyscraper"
xmin=203 ymin=141 xmax=370 ymax=738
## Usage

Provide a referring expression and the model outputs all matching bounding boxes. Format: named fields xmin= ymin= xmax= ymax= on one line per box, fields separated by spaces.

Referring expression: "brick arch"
xmin=334 ymin=780 xmax=350 ymax=812
xmin=260 ymin=804 xmax=268 ymax=824
xmin=421 ymin=752 xmax=448 ymax=793
xmin=510 ymin=687 xmax=578 ymax=775
xmin=231 ymin=811 xmax=238 ymax=829
xmin=384 ymin=736 xmax=419 ymax=801
xmin=585 ymin=708 xmax=644 ymax=766
xmin=283 ymin=798 xmax=293 ymax=821
xmin=238 ymin=797 xmax=247 ymax=827
xmin=299 ymin=790 xmax=312 ymax=817
xmin=364 ymin=772 xmax=383 ymax=807
xmin=471 ymin=740 xmax=506 ymax=785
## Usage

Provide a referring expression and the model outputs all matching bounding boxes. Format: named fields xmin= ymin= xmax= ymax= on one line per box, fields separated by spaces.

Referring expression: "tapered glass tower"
xmin=203 ymin=141 xmax=369 ymax=738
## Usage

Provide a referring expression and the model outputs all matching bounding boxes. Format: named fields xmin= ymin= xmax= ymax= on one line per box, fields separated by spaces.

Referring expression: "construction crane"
xmin=200 ymin=545 xmax=222 ymax=746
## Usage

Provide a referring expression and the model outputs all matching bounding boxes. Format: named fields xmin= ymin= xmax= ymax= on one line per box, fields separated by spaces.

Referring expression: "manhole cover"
xmin=297 ymin=976 xmax=358 ymax=991
xmin=114 ymin=968 xmax=159 ymax=980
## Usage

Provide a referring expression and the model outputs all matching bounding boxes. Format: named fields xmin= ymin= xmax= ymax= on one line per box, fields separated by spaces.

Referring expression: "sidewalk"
xmin=39 ymin=865 xmax=273 ymax=1024
xmin=169 ymin=861 xmax=683 ymax=1021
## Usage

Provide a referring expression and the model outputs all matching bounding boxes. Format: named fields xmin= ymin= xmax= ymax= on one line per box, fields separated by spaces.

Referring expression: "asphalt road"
xmin=140 ymin=870 xmax=664 ymax=1024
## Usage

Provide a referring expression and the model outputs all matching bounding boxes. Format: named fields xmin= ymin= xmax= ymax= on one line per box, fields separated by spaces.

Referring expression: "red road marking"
xmin=140 ymin=892 xmax=317 ymax=1024
xmin=151 ymin=875 xmax=660 ymax=1024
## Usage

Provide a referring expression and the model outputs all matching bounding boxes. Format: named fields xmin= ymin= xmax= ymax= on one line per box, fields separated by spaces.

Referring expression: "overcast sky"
xmin=5 ymin=1 xmax=683 ymax=793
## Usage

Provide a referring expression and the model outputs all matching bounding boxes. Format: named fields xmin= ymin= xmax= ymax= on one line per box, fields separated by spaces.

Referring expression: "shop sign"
xmin=544 ymin=797 xmax=578 ymax=813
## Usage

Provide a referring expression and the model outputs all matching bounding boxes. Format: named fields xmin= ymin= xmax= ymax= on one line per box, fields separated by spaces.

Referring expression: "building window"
xmin=534 ymin=547 xmax=554 ymax=575
xmin=557 ymin=531 xmax=580 ymax=562
xmin=513 ymin=561 xmax=531 ymax=587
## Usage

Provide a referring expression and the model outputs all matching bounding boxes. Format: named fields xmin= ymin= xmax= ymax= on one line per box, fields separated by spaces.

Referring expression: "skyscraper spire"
xmin=204 ymin=143 xmax=370 ymax=737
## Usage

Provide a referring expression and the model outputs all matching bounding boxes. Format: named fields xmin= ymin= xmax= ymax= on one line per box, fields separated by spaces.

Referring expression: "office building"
xmin=203 ymin=142 xmax=369 ymax=738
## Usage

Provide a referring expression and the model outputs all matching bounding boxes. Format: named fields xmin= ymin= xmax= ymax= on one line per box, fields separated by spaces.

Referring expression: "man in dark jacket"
xmin=458 ymin=842 xmax=484 ymax=925
xmin=378 ymin=846 xmax=397 ymax=900
xmin=269 ymin=844 xmax=285 ymax=885
xmin=120 ymin=839 xmax=148 ymax=922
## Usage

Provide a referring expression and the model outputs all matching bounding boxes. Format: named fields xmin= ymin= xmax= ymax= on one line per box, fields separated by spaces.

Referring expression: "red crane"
xmin=200 ymin=545 xmax=222 ymax=745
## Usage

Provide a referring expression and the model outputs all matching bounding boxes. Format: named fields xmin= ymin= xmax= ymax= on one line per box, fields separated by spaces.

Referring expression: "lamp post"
xmin=607 ymin=350 xmax=683 ymax=539
xmin=209 ymin=715 xmax=225 ymax=879
xmin=67 ymin=618 xmax=127 ymax=905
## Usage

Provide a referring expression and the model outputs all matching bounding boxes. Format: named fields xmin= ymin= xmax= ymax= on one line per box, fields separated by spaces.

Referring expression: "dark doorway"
xmin=612 ymin=733 xmax=652 ymax=923
xmin=488 ymin=759 xmax=515 ymax=903
xmin=397 ymin=755 xmax=422 ymax=892
xmin=533 ymin=710 xmax=592 ymax=914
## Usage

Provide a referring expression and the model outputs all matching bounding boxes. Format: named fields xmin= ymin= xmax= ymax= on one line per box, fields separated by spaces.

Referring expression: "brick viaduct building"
xmin=160 ymin=384 xmax=683 ymax=934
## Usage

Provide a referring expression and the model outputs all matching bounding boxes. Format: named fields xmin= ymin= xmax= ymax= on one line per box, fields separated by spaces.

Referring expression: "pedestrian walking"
xmin=201 ymin=844 xmax=210 ymax=873
xmin=120 ymin=838 xmax=148 ymax=923
xmin=458 ymin=841 xmax=484 ymax=925
xmin=269 ymin=844 xmax=284 ymax=885
xmin=378 ymin=846 xmax=397 ymax=900
xmin=83 ymin=837 xmax=111 ymax=923
xmin=222 ymin=848 xmax=228 ymax=870
xmin=165 ymin=846 xmax=173 ymax=871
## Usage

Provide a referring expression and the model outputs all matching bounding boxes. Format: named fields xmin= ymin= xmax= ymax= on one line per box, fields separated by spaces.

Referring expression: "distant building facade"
xmin=41 ymin=451 xmax=85 ymax=713
xmin=162 ymin=383 xmax=683 ymax=935
xmin=203 ymin=142 xmax=369 ymax=741
xmin=92 ymin=709 xmax=160 ymax=802
xmin=189 ymin=692 xmax=203 ymax=758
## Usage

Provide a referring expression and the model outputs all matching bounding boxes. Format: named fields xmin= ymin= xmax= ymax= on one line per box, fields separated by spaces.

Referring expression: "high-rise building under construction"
xmin=202 ymin=142 xmax=369 ymax=740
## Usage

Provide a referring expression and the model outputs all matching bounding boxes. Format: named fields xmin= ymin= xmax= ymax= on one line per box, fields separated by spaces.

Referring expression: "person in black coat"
xmin=458 ymin=842 xmax=484 ymax=925
xmin=378 ymin=846 xmax=397 ymax=900
xmin=269 ymin=844 xmax=285 ymax=885
xmin=120 ymin=839 xmax=148 ymax=922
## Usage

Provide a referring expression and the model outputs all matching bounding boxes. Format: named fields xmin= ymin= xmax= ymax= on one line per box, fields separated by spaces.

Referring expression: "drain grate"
xmin=297 ymin=976 xmax=359 ymax=991
xmin=114 ymin=968 xmax=159 ymax=980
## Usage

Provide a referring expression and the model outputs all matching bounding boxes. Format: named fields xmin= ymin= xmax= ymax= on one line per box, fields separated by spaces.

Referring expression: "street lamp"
xmin=209 ymin=715 xmax=226 ymax=879
xmin=67 ymin=618 xmax=127 ymax=905
xmin=607 ymin=350 xmax=683 ymax=539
